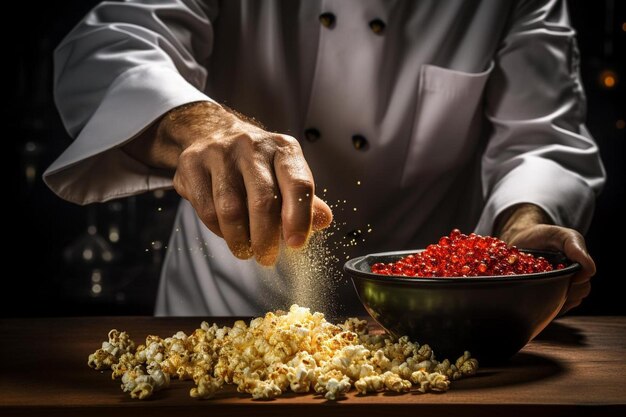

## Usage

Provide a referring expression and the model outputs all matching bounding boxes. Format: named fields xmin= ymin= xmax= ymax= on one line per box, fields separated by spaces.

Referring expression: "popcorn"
xmin=120 ymin=366 xmax=150 ymax=395
xmin=354 ymin=374 xmax=384 ymax=394
xmin=287 ymin=363 xmax=315 ymax=393
xmin=135 ymin=335 xmax=165 ymax=364
xmin=111 ymin=352 xmax=138 ymax=379
xmin=131 ymin=381 xmax=153 ymax=400
xmin=340 ymin=317 xmax=369 ymax=335
xmin=119 ymin=363 xmax=169 ymax=400
xmin=434 ymin=358 xmax=462 ymax=380
xmin=87 ymin=348 xmax=116 ymax=371
xmin=264 ymin=363 xmax=289 ymax=392
xmin=107 ymin=329 xmax=136 ymax=354
xmin=146 ymin=361 xmax=170 ymax=390
xmin=190 ymin=375 xmax=223 ymax=399
xmin=381 ymin=371 xmax=412 ymax=393
xmin=88 ymin=304 xmax=478 ymax=400
xmin=410 ymin=370 xmax=450 ymax=392
xmin=286 ymin=351 xmax=317 ymax=392
xmin=87 ymin=329 xmax=136 ymax=370
xmin=243 ymin=378 xmax=283 ymax=400
xmin=371 ymin=349 xmax=391 ymax=372
xmin=314 ymin=369 xmax=351 ymax=400
xmin=456 ymin=351 xmax=479 ymax=376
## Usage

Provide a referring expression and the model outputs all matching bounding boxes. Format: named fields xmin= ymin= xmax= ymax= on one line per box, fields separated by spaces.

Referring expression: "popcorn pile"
xmin=88 ymin=305 xmax=478 ymax=400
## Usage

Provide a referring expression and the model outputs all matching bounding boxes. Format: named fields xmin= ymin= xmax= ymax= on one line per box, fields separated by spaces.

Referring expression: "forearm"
xmin=494 ymin=203 xmax=552 ymax=242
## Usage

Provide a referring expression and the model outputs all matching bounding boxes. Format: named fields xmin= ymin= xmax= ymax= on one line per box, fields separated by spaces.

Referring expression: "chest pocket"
xmin=401 ymin=61 xmax=494 ymax=186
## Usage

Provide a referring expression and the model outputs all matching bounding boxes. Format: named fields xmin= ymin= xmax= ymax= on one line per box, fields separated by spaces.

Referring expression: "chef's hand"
xmin=496 ymin=204 xmax=596 ymax=314
xmin=123 ymin=101 xmax=333 ymax=265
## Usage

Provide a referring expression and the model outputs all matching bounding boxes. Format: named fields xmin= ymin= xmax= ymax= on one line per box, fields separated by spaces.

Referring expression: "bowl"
xmin=344 ymin=249 xmax=580 ymax=363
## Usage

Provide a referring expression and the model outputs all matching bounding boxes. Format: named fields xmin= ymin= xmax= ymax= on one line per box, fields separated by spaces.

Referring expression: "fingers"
xmin=504 ymin=223 xmax=597 ymax=315
xmin=273 ymin=135 xmax=315 ymax=248
xmin=559 ymin=232 xmax=594 ymax=313
xmin=174 ymin=149 xmax=253 ymax=259
xmin=238 ymin=136 xmax=330 ymax=264
xmin=211 ymin=166 xmax=253 ymax=260
xmin=175 ymin=131 xmax=327 ymax=263
xmin=173 ymin=152 xmax=222 ymax=238
xmin=560 ymin=280 xmax=591 ymax=314
xmin=312 ymin=196 xmax=333 ymax=230
xmin=562 ymin=232 xmax=596 ymax=284
xmin=508 ymin=224 xmax=596 ymax=284
xmin=239 ymin=156 xmax=281 ymax=266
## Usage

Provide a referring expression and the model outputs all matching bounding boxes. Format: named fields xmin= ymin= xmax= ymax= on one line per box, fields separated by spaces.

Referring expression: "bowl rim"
xmin=344 ymin=248 xmax=581 ymax=284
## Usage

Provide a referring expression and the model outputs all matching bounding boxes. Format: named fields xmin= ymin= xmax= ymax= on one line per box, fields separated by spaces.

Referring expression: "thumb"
xmin=312 ymin=196 xmax=333 ymax=231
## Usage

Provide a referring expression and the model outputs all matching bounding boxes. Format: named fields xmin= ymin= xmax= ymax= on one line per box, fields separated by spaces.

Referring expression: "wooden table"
xmin=1 ymin=316 xmax=624 ymax=416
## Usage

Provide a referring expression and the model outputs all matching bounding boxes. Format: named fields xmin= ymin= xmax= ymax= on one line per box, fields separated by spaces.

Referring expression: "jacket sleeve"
xmin=474 ymin=0 xmax=606 ymax=235
xmin=44 ymin=0 xmax=218 ymax=204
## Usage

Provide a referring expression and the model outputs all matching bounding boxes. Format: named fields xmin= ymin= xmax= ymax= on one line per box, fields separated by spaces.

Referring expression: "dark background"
xmin=8 ymin=1 xmax=625 ymax=317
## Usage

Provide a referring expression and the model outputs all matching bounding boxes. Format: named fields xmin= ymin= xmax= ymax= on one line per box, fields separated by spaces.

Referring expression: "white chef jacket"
xmin=44 ymin=0 xmax=605 ymax=316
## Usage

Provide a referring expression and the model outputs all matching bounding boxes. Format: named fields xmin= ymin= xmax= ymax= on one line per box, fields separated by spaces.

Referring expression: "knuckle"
xmin=184 ymin=140 xmax=233 ymax=166
xmin=275 ymin=134 xmax=299 ymax=147
xmin=236 ymin=132 xmax=268 ymax=155
xmin=177 ymin=147 xmax=203 ymax=170
xmin=216 ymin=197 xmax=246 ymax=224
xmin=273 ymin=152 xmax=310 ymax=178
xmin=250 ymin=194 xmax=279 ymax=215
xmin=199 ymin=206 xmax=218 ymax=227
xmin=205 ymin=141 xmax=232 ymax=162
xmin=289 ymin=177 xmax=314 ymax=195
xmin=275 ymin=136 xmax=302 ymax=155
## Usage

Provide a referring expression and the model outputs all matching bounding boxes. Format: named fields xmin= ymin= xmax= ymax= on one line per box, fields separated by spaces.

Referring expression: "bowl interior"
xmin=345 ymin=249 xmax=580 ymax=362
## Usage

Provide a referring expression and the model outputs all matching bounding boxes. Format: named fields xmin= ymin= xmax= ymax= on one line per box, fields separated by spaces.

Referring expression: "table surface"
xmin=1 ymin=315 xmax=625 ymax=417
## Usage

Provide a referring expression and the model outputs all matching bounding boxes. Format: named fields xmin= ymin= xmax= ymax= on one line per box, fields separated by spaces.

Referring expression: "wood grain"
xmin=1 ymin=316 xmax=624 ymax=416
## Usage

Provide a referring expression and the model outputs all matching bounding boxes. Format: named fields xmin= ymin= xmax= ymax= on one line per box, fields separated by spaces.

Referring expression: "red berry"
xmin=371 ymin=230 xmax=563 ymax=278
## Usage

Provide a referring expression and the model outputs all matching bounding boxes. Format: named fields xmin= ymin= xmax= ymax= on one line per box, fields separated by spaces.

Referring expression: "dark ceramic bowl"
xmin=344 ymin=249 xmax=580 ymax=363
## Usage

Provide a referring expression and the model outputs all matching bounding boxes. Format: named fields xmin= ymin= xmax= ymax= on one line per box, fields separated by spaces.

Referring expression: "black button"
xmin=352 ymin=134 xmax=368 ymax=150
xmin=319 ymin=12 xmax=336 ymax=28
xmin=369 ymin=19 xmax=386 ymax=35
xmin=304 ymin=128 xmax=321 ymax=142
xmin=346 ymin=229 xmax=362 ymax=240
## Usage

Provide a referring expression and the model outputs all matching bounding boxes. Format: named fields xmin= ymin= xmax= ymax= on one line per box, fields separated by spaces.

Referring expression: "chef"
xmin=44 ymin=0 xmax=605 ymax=316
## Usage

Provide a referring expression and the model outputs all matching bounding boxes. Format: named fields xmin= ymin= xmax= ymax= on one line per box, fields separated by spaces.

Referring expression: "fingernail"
xmin=287 ymin=234 xmax=306 ymax=248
